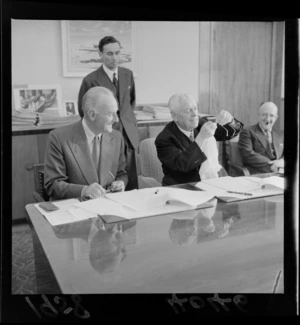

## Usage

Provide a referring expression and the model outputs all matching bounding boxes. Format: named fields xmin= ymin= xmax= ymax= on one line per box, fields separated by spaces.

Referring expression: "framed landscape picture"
xmin=61 ymin=20 xmax=138 ymax=77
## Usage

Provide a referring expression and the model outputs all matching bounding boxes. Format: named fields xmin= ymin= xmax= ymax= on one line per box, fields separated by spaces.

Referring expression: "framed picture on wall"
xmin=61 ymin=20 xmax=138 ymax=78
xmin=13 ymin=84 xmax=63 ymax=115
xmin=63 ymin=100 xmax=78 ymax=116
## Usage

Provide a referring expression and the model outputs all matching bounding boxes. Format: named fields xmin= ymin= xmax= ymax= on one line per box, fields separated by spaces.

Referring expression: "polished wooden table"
xmin=25 ymin=183 xmax=283 ymax=294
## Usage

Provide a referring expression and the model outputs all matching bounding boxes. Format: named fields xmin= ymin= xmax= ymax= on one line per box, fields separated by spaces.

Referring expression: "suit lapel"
xmin=68 ymin=122 xmax=98 ymax=184
xmin=170 ymin=122 xmax=191 ymax=148
xmin=118 ymin=67 xmax=126 ymax=105
xmin=254 ymin=123 xmax=274 ymax=159
xmin=98 ymin=65 xmax=115 ymax=93
xmin=272 ymin=128 xmax=281 ymax=159
xmin=99 ymin=133 xmax=115 ymax=185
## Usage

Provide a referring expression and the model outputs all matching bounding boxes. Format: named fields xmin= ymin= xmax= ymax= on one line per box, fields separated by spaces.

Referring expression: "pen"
xmin=227 ymin=191 xmax=253 ymax=196
xmin=155 ymin=189 xmax=159 ymax=194
xmin=109 ymin=171 xmax=115 ymax=179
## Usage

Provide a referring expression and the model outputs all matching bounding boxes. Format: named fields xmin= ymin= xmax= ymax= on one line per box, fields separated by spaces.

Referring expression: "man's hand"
xmin=216 ymin=109 xmax=233 ymax=125
xmin=269 ymin=158 xmax=284 ymax=172
xmin=195 ymin=121 xmax=217 ymax=148
xmin=82 ymin=182 xmax=106 ymax=199
xmin=107 ymin=181 xmax=125 ymax=193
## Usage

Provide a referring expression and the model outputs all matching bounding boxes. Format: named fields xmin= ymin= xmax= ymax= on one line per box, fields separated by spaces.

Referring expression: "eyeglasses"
xmin=260 ymin=113 xmax=278 ymax=118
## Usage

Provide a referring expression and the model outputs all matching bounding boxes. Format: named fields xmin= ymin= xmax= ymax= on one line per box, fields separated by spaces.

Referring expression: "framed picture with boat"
xmin=61 ymin=20 xmax=137 ymax=77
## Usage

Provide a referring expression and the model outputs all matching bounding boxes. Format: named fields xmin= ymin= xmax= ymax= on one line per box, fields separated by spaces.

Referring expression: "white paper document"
xmin=35 ymin=199 xmax=97 ymax=226
xmin=195 ymin=175 xmax=284 ymax=201
xmin=75 ymin=187 xmax=215 ymax=222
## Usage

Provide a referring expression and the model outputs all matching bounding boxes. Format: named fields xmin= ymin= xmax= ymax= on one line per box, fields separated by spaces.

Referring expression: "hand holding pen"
xmin=106 ymin=171 xmax=125 ymax=193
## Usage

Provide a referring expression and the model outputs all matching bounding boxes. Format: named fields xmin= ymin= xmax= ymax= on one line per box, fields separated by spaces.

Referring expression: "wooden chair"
xmin=226 ymin=140 xmax=250 ymax=177
xmin=137 ymin=138 xmax=164 ymax=189
xmin=32 ymin=164 xmax=49 ymax=202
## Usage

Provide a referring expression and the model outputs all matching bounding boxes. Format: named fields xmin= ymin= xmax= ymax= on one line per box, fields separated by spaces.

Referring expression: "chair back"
xmin=226 ymin=141 xmax=250 ymax=177
xmin=138 ymin=138 xmax=164 ymax=183
xmin=33 ymin=164 xmax=49 ymax=202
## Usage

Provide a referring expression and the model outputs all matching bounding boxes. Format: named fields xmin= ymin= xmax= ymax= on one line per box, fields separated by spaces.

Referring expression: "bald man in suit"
xmin=78 ymin=36 xmax=139 ymax=190
xmin=238 ymin=102 xmax=284 ymax=174
xmin=44 ymin=86 xmax=127 ymax=200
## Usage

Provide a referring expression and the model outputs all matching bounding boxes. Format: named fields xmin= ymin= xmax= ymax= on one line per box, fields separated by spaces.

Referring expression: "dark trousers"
xmin=123 ymin=132 xmax=138 ymax=190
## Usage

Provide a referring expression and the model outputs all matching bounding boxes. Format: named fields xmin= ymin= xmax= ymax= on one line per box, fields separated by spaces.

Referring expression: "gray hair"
xmin=168 ymin=93 xmax=196 ymax=113
xmin=82 ymin=86 xmax=115 ymax=116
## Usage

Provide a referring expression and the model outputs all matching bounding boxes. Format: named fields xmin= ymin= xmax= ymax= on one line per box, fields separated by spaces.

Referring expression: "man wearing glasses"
xmin=238 ymin=101 xmax=284 ymax=174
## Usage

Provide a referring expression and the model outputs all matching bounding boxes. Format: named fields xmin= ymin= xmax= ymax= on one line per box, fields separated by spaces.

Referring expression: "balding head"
xmin=82 ymin=86 xmax=116 ymax=116
xmin=168 ymin=93 xmax=199 ymax=131
xmin=258 ymin=101 xmax=278 ymax=131
xmin=82 ymin=86 xmax=119 ymax=134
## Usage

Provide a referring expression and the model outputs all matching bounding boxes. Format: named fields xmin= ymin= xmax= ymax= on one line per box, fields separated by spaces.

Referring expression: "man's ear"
xmin=88 ymin=109 xmax=96 ymax=121
xmin=98 ymin=49 xmax=102 ymax=58
xmin=170 ymin=111 xmax=177 ymax=122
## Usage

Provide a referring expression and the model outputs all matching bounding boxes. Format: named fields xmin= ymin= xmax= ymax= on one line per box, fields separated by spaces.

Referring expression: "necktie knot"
xmin=265 ymin=130 xmax=272 ymax=144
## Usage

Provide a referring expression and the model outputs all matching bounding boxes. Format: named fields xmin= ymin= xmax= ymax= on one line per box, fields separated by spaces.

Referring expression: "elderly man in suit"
xmin=155 ymin=93 xmax=243 ymax=186
xmin=238 ymin=101 xmax=284 ymax=174
xmin=44 ymin=86 xmax=128 ymax=200
xmin=78 ymin=36 xmax=139 ymax=191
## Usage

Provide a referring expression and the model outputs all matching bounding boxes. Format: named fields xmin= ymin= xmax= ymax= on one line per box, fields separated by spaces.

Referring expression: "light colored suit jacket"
xmin=238 ymin=123 xmax=284 ymax=174
xmin=44 ymin=121 xmax=128 ymax=200
xmin=78 ymin=65 xmax=139 ymax=149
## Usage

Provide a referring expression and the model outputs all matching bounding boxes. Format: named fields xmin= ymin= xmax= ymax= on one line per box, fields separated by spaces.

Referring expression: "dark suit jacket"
xmin=155 ymin=117 xmax=243 ymax=185
xmin=44 ymin=121 xmax=128 ymax=200
xmin=78 ymin=65 xmax=139 ymax=149
xmin=238 ymin=123 xmax=284 ymax=174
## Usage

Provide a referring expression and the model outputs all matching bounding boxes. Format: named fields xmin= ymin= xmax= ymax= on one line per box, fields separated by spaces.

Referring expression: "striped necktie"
xmin=266 ymin=130 xmax=275 ymax=156
xmin=113 ymin=73 xmax=118 ymax=89
xmin=92 ymin=135 xmax=100 ymax=171
xmin=190 ymin=131 xmax=194 ymax=142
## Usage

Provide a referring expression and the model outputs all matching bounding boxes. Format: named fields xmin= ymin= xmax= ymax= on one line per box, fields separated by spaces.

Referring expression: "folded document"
xmin=75 ymin=187 xmax=215 ymax=223
xmin=194 ymin=175 xmax=284 ymax=202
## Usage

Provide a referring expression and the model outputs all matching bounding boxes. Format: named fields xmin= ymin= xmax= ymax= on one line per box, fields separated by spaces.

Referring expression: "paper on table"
xmin=75 ymin=196 xmax=134 ymax=217
xmin=243 ymin=176 xmax=285 ymax=190
xmin=195 ymin=175 xmax=284 ymax=201
xmin=105 ymin=187 xmax=215 ymax=211
xmin=200 ymin=176 xmax=261 ymax=192
xmin=35 ymin=199 xmax=96 ymax=226
xmin=75 ymin=187 xmax=215 ymax=222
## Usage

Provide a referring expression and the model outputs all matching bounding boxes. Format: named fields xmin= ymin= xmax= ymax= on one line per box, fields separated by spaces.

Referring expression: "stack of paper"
xmin=38 ymin=113 xmax=80 ymax=126
xmin=143 ymin=105 xmax=172 ymax=120
xmin=194 ymin=175 xmax=284 ymax=202
xmin=12 ymin=110 xmax=38 ymax=126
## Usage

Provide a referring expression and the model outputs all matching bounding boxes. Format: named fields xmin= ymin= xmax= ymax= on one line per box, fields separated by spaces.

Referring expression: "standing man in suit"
xmin=44 ymin=86 xmax=128 ymax=200
xmin=78 ymin=36 xmax=139 ymax=190
xmin=238 ymin=101 xmax=284 ymax=174
xmin=155 ymin=93 xmax=243 ymax=186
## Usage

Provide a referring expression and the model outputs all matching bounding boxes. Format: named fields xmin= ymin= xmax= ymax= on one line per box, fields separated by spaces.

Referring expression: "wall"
xmin=11 ymin=20 xmax=199 ymax=106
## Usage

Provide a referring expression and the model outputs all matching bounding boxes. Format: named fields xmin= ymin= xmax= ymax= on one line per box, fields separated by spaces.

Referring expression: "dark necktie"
xmin=113 ymin=73 xmax=118 ymax=89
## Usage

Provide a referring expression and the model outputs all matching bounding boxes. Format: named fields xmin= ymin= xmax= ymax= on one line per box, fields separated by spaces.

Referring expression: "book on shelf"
xmin=194 ymin=175 xmax=284 ymax=202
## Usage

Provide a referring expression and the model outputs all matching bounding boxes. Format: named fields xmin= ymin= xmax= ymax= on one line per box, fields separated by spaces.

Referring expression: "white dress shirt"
xmin=103 ymin=64 xmax=118 ymax=83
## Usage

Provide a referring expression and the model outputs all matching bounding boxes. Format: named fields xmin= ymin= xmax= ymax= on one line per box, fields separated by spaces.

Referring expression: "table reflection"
xmin=52 ymin=218 xmax=137 ymax=273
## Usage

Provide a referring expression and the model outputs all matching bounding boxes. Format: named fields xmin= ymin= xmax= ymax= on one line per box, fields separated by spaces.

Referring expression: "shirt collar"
xmin=176 ymin=123 xmax=194 ymax=139
xmin=258 ymin=123 xmax=272 ymax=134
xmin=102 ymin=64 xmax=118 ymax=81
xmin=82 ymin=118 xmax=102 ymax=144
